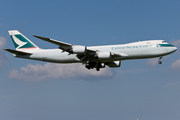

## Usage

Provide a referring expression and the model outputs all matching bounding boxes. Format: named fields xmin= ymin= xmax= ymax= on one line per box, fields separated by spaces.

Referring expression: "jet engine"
xmin=72 ymin=45 xmax=87 ymax=54
xmin=97 ymin=51 xmax=111 ymax=60
xmin=107 ymin=61 xmax=121 ymax=68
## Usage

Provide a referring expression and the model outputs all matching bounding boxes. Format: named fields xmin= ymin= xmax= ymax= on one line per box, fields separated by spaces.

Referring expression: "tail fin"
xmin=8 ymin=30 xmax=39 ymax=50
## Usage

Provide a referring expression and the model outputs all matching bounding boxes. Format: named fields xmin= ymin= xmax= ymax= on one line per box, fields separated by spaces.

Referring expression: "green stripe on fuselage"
xmin=158 ymin=44 xmax=174 ymax=47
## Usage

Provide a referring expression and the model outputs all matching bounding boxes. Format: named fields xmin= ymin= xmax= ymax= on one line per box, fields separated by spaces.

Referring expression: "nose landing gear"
xmin=158 ymin=57 xmax=162 ymax=64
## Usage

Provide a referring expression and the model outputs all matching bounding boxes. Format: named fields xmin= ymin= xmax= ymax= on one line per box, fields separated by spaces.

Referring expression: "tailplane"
xmin=8 ymin=30 xmax=40 ymax=50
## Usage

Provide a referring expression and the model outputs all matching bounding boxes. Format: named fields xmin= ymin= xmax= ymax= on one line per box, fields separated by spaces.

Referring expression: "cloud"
xmin=0 ymin=36 xmax=7 ymax=68
xmin=117 ymin=68 xmax=149 ymax=74
xmin=9 ymin=63 xmax=115 ymax=81
xmin=170 ymin=59 xmax=180 ymax=71
xmin=146 ymin=58 xmax=159 ymax=67
xmin=170 ymin=39 xmax=180 ymax=47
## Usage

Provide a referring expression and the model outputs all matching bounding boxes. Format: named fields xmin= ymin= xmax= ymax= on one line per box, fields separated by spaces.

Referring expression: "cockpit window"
xmin=162 ymin=41 xmax=166 ymax=43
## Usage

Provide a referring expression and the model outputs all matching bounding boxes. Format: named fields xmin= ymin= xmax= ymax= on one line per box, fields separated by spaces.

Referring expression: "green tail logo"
xmin=9 ymin=30 xmax=39 ymax=49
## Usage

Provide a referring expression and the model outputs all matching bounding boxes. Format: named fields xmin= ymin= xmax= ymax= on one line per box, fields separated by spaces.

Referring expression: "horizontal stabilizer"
xmin=4 ymin=49 xmax=32 ymax=55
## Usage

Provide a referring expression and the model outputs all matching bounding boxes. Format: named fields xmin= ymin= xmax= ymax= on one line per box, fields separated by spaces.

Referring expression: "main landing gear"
xmin=85 ymin=61 xmax=96 ymax=70
xmin=158 ymin=57 xmax=162 ymax=64
xmin=85 ymin=61 xmax=102 ymax=71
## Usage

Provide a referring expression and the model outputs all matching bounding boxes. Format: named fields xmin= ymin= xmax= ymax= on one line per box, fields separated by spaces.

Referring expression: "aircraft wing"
xmin=33 ymin=35 xmax=127 ymax=63
xmin=33 ymin=35 xmax=97 ymax=55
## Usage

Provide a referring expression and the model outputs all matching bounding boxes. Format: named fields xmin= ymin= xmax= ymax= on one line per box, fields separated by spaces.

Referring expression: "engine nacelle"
xmin=107 ymin=61 xmax=121 ymax=68
xmin=97 ymin=51 xmax=111 ymax=60
xmin=72 ymin=45 xmax=86 ymax=54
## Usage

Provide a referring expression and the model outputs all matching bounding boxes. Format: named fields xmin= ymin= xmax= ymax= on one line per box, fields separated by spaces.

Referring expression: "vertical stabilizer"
xmin=8 ymin=30 xmax=39 ymax=50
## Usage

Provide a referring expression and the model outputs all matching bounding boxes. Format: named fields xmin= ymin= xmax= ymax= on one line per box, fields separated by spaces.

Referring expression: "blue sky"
xmin=1 ymin=0 xmax=180 ymax=120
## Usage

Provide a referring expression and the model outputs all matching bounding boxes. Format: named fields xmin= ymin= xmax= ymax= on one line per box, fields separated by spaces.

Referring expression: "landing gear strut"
xmin=158 ymin=57 xmax=162 ymax=64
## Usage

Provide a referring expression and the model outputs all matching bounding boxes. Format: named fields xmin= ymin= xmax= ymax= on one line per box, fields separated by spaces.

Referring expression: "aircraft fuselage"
xmin=15 ymin=40 xmax=177 ymax=63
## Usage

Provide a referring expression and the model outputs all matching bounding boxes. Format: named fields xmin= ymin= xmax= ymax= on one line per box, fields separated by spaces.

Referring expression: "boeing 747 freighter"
xmin=4 ymin=30 xmax=177 ymax=71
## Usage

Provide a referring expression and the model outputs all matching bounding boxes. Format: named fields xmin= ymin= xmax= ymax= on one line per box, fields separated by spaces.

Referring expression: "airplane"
xmin=4 ymin=30 xmax=177 ymax=71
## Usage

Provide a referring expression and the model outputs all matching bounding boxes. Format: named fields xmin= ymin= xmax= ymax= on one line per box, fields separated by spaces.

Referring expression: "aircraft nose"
xmin=174 ymin=46 xmax=177 ymax=52
xmin=170 ymin=46 xmax=177 ymax=53
xmin=165 ymin=45 xmax=177 ymax=54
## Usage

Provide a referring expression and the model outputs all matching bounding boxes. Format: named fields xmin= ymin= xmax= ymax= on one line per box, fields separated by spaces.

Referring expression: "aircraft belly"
xmin=28 ymin=52 xmax=80 ymax=63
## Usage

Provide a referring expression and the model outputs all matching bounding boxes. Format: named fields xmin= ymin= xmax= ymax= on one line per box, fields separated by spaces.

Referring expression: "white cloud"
xmin=171 ymin=39 xmax=180 ymax=47
xmin=170 ymin=59 xmax=180 ymax=71
xmin=117 ymin=68 xmax=148 ymax=74
xmin=0 ymin=36 xmax=6 ymax=48
xmin=0 ymin=36 xmax=7 ymax=68
xmin=9 ymin=63 xmax=114 ymax=81
xmin=146 ymin=58 xmax=159 ymax=67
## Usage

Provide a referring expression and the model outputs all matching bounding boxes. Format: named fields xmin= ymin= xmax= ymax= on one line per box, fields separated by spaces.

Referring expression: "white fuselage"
xmin=15 ymin=40 xmax=177 ymax=63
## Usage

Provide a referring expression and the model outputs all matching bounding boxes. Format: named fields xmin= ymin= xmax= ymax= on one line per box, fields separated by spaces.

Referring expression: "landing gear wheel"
xmin=158 ymin=57 xmax=162 ymax=64
xmin=96 ymin=67 xmax=100 ymax=71
xmin=85 ymin=61 xmax=97 ymax=70
xmin=85 ymin=65 xmax=90 ymax=70
xmin=158 ymin=61 xmax=162 ymax=64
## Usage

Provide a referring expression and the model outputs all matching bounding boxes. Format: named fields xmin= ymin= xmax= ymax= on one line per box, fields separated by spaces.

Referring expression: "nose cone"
xmin=174 ymin=46 xmax=178 ymax=51
xmin=168 ymin=46 xmax=177 ymax=53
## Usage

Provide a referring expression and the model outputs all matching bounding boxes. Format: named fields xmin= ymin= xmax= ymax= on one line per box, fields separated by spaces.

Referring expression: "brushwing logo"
xmin=157 ymin=44 xmax=160 ymax=47
xmin=12 ymin=34 xmax=27 ymax=49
